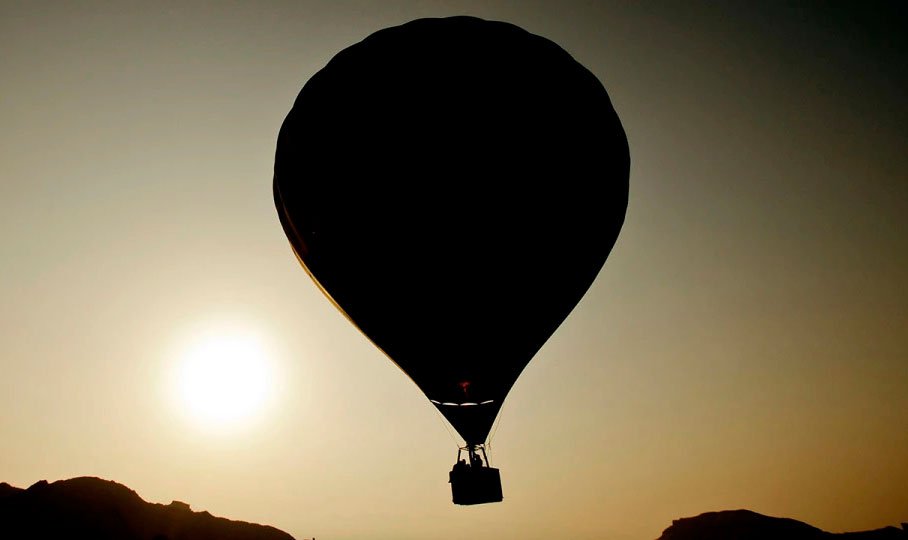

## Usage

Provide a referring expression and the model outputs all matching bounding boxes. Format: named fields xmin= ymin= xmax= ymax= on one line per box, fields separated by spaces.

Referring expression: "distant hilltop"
xmin=658 ymin=509 xmax=907 ymax=540
xmin=0 ymin=476 xmax=294 ymax=540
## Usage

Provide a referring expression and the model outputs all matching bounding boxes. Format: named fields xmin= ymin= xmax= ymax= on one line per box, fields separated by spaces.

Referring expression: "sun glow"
xmin=175 ymin=331 xmax=274 ymax=430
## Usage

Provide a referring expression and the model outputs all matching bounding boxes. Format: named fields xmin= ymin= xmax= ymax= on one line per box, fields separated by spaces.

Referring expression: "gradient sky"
xmin=2 ymin=2 xmax=906 ymax=540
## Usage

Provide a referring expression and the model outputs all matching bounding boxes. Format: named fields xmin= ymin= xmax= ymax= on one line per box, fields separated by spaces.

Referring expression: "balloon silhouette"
xmin=275 ymin=16 xmax=628 ymax=458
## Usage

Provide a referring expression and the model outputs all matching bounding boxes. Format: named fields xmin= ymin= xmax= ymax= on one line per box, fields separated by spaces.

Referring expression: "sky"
xmin=2 ymin=2 xmax=906 ymax=540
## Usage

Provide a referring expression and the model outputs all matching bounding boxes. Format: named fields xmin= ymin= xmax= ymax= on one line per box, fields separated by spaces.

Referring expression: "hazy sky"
xmin=2 ymin=2 xmax=906 ymax=540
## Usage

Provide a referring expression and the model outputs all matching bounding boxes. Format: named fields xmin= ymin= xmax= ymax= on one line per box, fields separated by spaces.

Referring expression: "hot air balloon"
xmin=274 ymin=16 xmax=629 ymax=505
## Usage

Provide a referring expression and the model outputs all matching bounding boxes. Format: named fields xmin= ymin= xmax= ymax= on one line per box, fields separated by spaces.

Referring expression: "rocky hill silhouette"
xmin=0 ymin=476 xmax=295 ymax=540
xmin=658 ymin=510 xmax=907 ymax=540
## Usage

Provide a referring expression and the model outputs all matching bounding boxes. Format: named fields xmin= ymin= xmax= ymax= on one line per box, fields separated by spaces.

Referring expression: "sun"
xmin=175 ymin=331 xmax=274 ymax=430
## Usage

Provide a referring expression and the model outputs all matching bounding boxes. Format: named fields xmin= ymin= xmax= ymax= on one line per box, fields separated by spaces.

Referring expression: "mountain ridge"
xmin=0 ymin=476 xmax=295 ymax=540
xmin=658 ymin=509 xmax=907 ymax=540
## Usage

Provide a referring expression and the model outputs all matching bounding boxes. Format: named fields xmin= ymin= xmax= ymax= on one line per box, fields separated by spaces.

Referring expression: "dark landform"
xmin=3 ymin=478 xmax=904 ymax=540
xmin=0 ymin=476 xmax=294 ymax=540
xmin=659 ymin=510 xmax=907 ymax=540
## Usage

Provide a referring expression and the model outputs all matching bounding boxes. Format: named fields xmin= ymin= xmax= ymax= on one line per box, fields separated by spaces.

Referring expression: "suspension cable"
xmin=488 ymin=398 xmax=507 ymax=444
xmin=429 ymin=402 xmax=463 ymax=448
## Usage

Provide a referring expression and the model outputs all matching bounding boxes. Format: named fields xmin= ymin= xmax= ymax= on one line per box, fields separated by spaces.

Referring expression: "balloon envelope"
xmin=274 ymin=16 xmax=629 ymax=445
